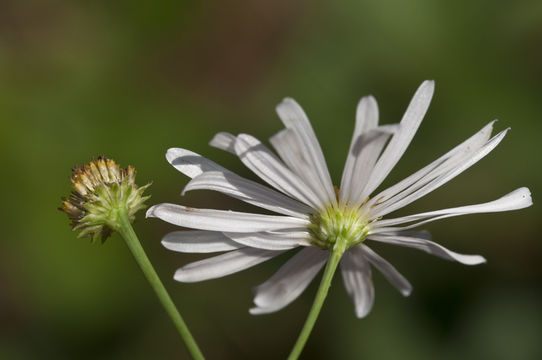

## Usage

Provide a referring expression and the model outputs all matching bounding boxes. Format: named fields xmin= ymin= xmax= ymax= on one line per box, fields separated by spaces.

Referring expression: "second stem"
xmin=116 ymin=208 xmax=205 ymax=360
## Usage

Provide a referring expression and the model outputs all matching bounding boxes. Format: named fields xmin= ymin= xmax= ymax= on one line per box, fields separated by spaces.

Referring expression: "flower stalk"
xmin=288 ymin=238 xmax=347 ymax=360
xmin=116 ymin=208 xmax=204 ymax=360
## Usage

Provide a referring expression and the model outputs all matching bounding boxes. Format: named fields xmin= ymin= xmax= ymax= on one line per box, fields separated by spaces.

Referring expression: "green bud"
xmin=60 ymin=157 xmax=151 ymax=243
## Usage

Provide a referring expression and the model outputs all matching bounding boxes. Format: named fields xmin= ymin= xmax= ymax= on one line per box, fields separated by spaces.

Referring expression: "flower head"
xmin=61 ymin=157 xmax=150 ymax=243
xmin=148 ymin=81 xmax=532 ymax=318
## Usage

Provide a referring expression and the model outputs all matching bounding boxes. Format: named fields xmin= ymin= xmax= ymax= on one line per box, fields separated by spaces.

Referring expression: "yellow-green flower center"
xmin=309 ymin=205 xmax=370 ymax=250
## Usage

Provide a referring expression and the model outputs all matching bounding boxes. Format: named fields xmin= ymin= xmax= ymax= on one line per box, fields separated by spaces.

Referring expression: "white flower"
xmin=147 ymin=81 xmax=532 ymax=318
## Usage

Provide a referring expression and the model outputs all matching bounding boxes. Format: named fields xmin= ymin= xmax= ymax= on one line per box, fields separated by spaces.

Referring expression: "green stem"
xmin=116 ymin=208 xmax=205 ymax=360
xmin=288 ymin=243 xmax=345 ymax=360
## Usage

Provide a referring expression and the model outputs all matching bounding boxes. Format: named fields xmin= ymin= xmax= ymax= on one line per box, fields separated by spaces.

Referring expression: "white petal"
xmin=360 ymin=245 xmax=412 ymax=296
xmin=162 ymin=230 xmax=244 ymax=253
xmin=383 ymin=229 xmax=433 ymax=240
xmin=250 ymin=247 xmax=328 ymax=314
xmin=209 ymin=132 xmax=237 ymax=154
xmin=340 ymin=96 xmax=379 ymax=204
xmin=368 ymin=234 xmax=486 ymax=265
xmin=340 ymin=245 xmax=375 ymax=318
xmin=341 ymin=126 xmax=398 ymax=206
xmin=359 ymin=80 xmax=435 ymax=200
xmin=225 ymin=231 xmax=312 ymax=250
xmin=356 ymin=95 xmax=380 ymax=132
xmin=147 ymin=203 xmax=309 ymax=232
xmin=366 ymin=121 xmax=496 ymax=216
xmin=369 ymin=126 xmax=508 ymax=218
xmin=269 ymin=129 xmax=309 ymax=173
xmin=174 ymin=248 xmax=285 ymax=282
xmin=270 ymin=129 xmax=330 ymax=205
xmin=165 ymin=148 xmax=311 ymax=218
xmin=371 ymin=187 xmax=532 ymax=231
xmin=166 ymin=148 xmax=230 ymax=178
xmin=183 ymin=171 xmax=312 ymax=218
xmin=276 ymin=98 xmax=336 ymax=205
xmin=234 ymin=133 xmax=323 ymax=209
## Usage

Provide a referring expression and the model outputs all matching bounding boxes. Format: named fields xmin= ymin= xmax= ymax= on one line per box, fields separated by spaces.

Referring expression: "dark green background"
xmin=1 ymin=1 xmax=541 ymax=359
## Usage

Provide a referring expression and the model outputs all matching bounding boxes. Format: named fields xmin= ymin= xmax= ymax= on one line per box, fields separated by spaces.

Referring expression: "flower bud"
xmin=60 ymin=157 xmax=150 ymax=243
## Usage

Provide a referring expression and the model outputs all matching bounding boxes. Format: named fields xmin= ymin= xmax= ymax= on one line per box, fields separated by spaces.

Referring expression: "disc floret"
xmin=60 ymin=157 xmax=150 ymax=243
xmin=309 ymin=205 xmax=370 ymax=250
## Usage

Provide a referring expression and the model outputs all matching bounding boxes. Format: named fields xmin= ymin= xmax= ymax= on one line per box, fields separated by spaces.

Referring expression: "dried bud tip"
xmin=60 ymin=157 xmax=151 ymax=243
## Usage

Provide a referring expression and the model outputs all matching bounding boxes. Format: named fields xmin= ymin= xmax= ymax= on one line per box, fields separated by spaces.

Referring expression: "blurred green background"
xmin=1 ymin=0 xmax=541 ymax=359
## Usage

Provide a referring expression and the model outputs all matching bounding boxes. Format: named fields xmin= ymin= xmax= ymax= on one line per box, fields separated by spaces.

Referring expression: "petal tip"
xmin=401 ymin=287 xmax=413 ymax=297
xmin=524 ymin=188 xmax=533 ymax=207
xmin=461 ymin=255 xmax=487 ymax=266
xmin=174 ymin=269 xmax=190 ymax=282
xmin=357 ymin=95 xmax=379 ymax=114
xmin=419 ymin=80 xmax=435 ymax=97
xmin=510 ymin=187 xmax=533 ymax=209
xmin=249 ymin=305 xmax=278 ymax=315
xmin=276 ymin=97 xmax=302 ymax=114
xmin=208 ymin=134 xmax=221 ymax=147
xmin=160 ymin=233 xmax=173 ymax=248
xmin=248 ymin=307 xmax=264 ymax=315
xmin=145 ymin=205 xmax=157 ymax=218
xmin=165 ymin=148 xmax=181 ymax=162
xmin=209 ymin=132 xmax=237 ymax=152
xmin=424 ymin=79 xmax=435 ymax=87
xmin=281 ymin=97 xmax=296 ymax=104
xmin=248 ymin=307 xmax=258 ymax=315
xmin=355 ymin=307 xmax=371 ymax=319
xmin=360 ymin=94 xmax=376 ymax=103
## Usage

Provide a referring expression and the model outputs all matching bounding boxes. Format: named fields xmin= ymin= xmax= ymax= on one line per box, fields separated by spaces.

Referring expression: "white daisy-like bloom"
xmin=147 ymin=81 xmax=532 ymax=318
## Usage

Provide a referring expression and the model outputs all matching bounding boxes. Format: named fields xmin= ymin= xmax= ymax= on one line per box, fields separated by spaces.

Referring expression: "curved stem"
xmin=116 ymin=209 xmax=205 ymax=360
xmin=288 ymin=243 xmax=345 ymax=360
